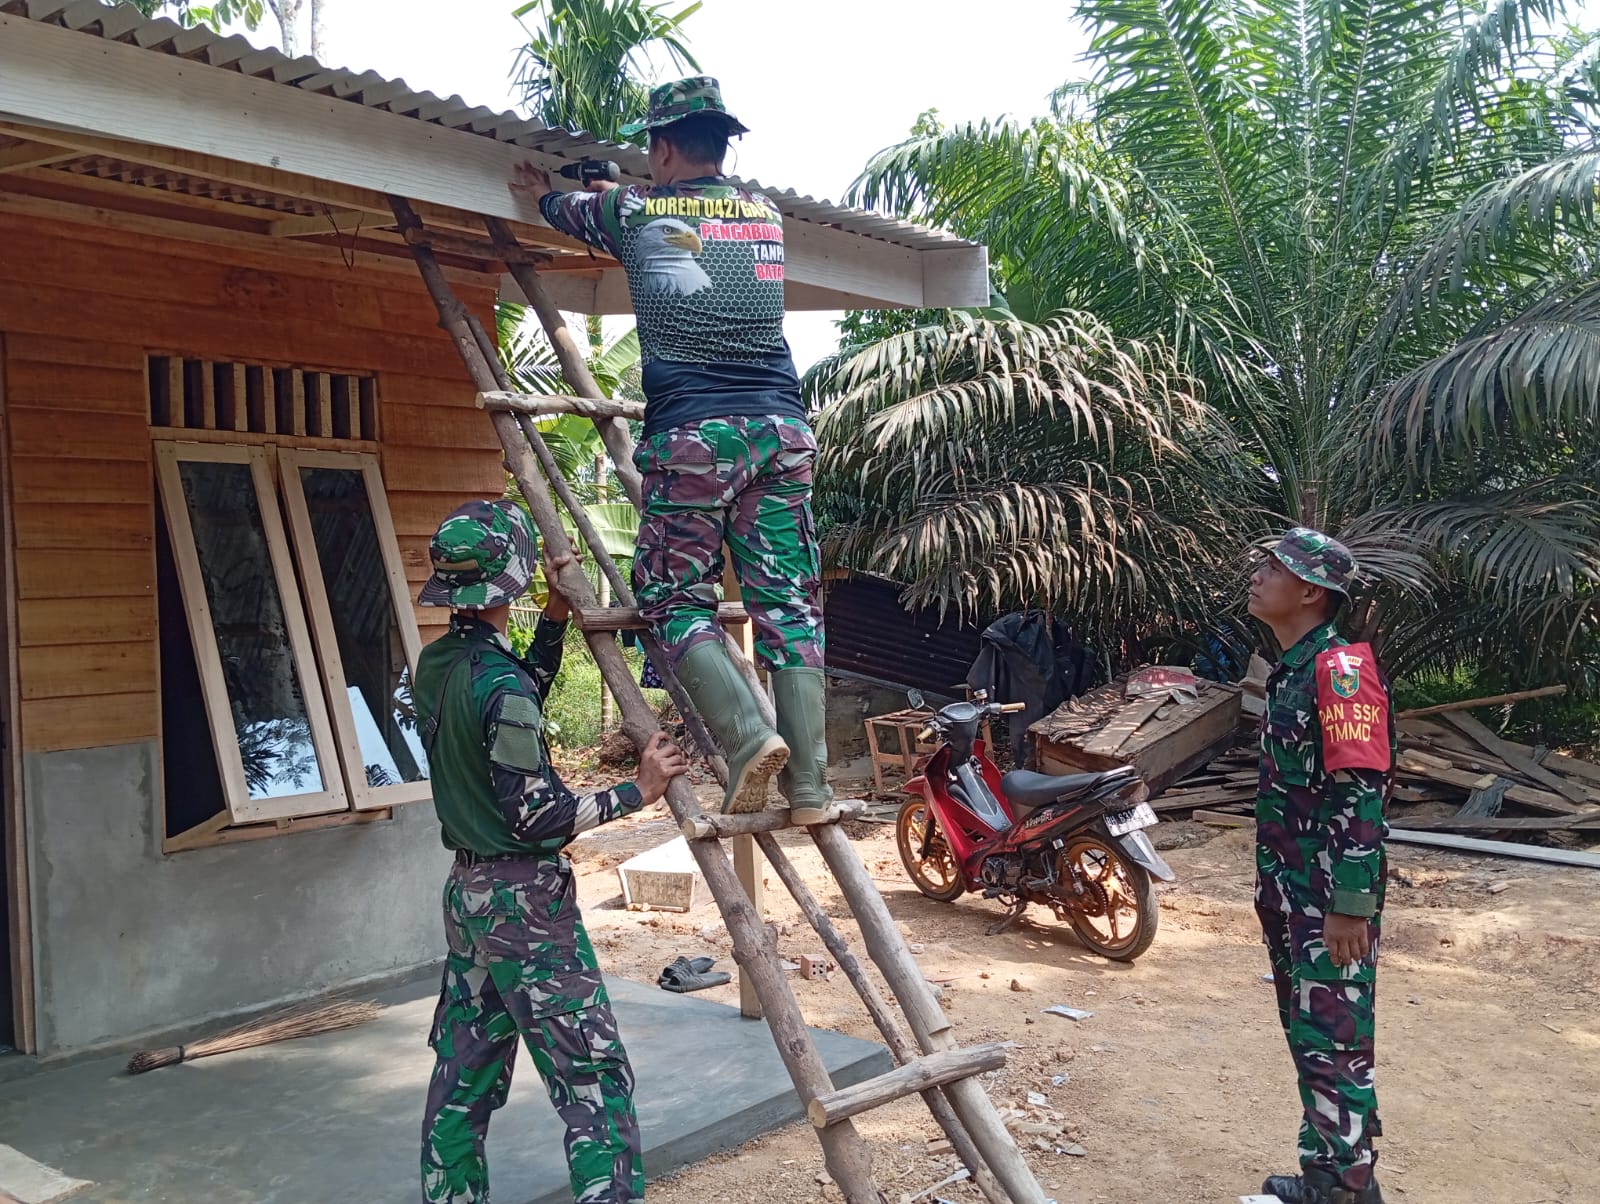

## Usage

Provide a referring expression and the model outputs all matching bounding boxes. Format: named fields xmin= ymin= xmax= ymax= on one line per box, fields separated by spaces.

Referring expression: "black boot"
xmin=1262 ymin=1167 xmax=1337 ymax=1203
xmin=1262 ymin=1168 xmax=1384 ymax=1204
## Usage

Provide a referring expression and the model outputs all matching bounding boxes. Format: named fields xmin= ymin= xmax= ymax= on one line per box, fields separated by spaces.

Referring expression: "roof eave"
xmin=0 ymin=10 xmax=989 ymax=312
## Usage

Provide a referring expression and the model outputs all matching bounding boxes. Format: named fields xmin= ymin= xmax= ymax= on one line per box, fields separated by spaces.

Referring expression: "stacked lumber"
xmin=1148 ymin=690 xmax=1600 ymax=861
xmin=1029 ymin=670 xmax=1243 ymax=795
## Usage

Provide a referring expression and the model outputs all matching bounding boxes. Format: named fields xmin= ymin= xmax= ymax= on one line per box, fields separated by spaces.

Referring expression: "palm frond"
xmin=1371 ymin=279 xmax=1600 ymax=474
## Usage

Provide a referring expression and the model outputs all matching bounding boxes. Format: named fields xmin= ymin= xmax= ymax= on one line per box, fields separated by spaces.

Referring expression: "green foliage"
xmin=512 ymin=0 xmax=701 ymax=142
xmin=808 ymin=310 xmax=1256 ymax=654
xmin=506 ymin=621 xmax=667 ymax=749
xmin=122 ymin=0 xmax=266 ymax=31
xmin=834 ymin=0 xmax=1600 ymax=683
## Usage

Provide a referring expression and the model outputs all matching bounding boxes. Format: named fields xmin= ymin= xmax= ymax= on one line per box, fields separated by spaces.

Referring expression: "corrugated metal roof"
xmin=3 ymin=0 xmax=979 ymax=254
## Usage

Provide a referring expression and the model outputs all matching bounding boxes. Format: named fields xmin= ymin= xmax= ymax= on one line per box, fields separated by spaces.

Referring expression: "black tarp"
xmin=966 ymin=612 xmax=1099 ymax=761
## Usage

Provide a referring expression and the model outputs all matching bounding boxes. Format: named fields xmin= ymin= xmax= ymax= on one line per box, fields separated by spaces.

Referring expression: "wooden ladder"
xmin=391 ymin=197 xmax=1050 ymax=1204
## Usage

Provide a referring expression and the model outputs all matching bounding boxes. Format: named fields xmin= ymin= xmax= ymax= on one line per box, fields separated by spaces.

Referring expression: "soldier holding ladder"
xmin=414 ymin=499 xmax=688 ymax=1204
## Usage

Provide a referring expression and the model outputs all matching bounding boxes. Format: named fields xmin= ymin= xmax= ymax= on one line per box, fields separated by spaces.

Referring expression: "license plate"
xmin=1104 ymin=801 xmax=1158 ymax=836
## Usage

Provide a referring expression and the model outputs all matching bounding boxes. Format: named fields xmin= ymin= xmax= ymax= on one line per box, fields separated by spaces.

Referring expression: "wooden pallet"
xmin=395 ymin=201 xmax=1048 ymax=1204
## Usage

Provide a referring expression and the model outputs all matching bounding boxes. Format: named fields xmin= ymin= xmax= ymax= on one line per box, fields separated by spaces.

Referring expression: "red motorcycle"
xmin=896 ymin=691 xmax=1173 ymax=961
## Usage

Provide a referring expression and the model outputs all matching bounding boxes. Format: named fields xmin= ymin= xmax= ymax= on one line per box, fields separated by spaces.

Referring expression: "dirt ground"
xmin=560 ymin=764 xmax=1600 ymax=1204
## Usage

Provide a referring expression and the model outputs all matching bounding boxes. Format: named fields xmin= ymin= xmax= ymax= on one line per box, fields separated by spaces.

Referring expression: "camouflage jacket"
xmin=1256 ymin=621 xmax=1394 ymax=918
xmin=416 ymin=614 xmax=642 ymax=857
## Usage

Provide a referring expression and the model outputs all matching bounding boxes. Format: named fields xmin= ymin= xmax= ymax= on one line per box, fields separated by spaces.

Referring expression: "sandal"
xmin=657 ymin=955 xmax=731 ymax=993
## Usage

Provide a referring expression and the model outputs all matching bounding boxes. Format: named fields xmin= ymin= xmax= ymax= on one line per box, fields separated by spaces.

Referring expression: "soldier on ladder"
xmin=510 ymin=76 xmax=833 ymax=826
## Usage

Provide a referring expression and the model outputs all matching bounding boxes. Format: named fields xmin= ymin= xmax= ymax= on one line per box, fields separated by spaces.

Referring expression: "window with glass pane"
xmin=154 ymin=444 xmax=345 ymax=823
xmin=299 ymin=464 xmax=426 ymax=792
xmin=277 ymin=450 xmax=429 ymax=809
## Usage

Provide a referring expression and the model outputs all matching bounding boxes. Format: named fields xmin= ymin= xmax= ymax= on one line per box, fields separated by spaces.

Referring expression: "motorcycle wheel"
xmin=895 ymin=799 xmax=965 ymax=902
xmin=1055 ymin=831 xmax=1158 ymax=961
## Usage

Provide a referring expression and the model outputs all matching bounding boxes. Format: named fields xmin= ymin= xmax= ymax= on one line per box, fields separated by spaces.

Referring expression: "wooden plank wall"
xmin=0 ymin=208 xmax=501 ymax=754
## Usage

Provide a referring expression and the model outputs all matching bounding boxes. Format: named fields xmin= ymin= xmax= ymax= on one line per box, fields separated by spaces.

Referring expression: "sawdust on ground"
xmin=560 ymin=767 xmax=1600 ymax=1204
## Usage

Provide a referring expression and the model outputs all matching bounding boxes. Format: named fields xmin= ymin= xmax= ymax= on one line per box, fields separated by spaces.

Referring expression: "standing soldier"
xmin=1246 ymin=527 xmax=1393 ymax=1204
xmin=509 ymin=76 xmax=832 ymax=827
xmin=414 ymin=499 xmax=689 ymax=1204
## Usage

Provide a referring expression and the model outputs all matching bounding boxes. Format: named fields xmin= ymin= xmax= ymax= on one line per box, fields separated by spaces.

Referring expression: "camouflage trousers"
xmin=1256 ymin=877 xmax=1383 ymax=1192
xmin=422 ymin=857 xmax=643 ymax=1204
xmin=633 ymin=416 xmax=824 ymax=672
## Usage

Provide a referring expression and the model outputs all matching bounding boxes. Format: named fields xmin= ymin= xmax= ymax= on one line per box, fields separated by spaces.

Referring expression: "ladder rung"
xmin=478 ymin=390 xmax=646 ymax=422
xmin=682 ymin=799 xmax=868 ymax=841
xmin=574 ymin=602 xmax=748 ymax=632
xmin=807 ymin=1042 xmax=1013 ymax=1128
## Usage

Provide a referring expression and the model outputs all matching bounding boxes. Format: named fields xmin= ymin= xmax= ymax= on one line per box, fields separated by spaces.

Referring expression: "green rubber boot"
xmin=773 ymin=667 xmax=833 ymax=825
xmin=677 ymin=641 xmax=788 ymax=814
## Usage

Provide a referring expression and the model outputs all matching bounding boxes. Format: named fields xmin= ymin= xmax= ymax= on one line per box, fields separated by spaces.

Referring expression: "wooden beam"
xmin=268 ymin=208 xmax=391 ymax=238
xmin=0 ymin=142 xmax=79 ymax=174
xmin=1395 ymin=751 xmax=1590 ymax=816
xmin=0 ymin=189 xmax=495 ymax=289
xmin=0 ymin=119 xmax=572 ymax=252
xmin=1439 ymin=712 xmax=1594 ymax=805
xmin=808 ymin=1043 xmax=1012 ymax=1128
xmin=0 ymin=14 xmax=987 ymax=309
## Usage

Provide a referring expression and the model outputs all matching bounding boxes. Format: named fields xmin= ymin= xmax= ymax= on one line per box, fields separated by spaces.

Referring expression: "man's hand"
xmin=1324 ymin=912 xmax=1371 ymax=966
xmin=634 ymin=732 xmax=689 ymax=805
xmin=541 ymin=549 xmax=581 ymax=624
xmin=510 ymin=161 xmax=553 ymax=202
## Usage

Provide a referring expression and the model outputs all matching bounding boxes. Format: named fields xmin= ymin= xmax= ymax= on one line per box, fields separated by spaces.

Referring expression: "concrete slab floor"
xmin=0 ymin=976 xmax=891 ymax=1204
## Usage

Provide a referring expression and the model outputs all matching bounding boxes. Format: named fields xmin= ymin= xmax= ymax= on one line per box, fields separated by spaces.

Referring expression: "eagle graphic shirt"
xmin=540 ymin=178 xmax=805 ymax=437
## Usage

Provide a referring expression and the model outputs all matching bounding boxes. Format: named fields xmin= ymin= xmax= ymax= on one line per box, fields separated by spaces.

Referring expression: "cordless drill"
xmin=557 ymin=158 xmax=620 ymax=186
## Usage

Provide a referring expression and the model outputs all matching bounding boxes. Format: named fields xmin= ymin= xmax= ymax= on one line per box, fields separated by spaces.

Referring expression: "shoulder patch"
xmin=1314 ymin=643 xmax=1391 ymax=772
xmin=490 ymin=692 xmax=546 ymax=775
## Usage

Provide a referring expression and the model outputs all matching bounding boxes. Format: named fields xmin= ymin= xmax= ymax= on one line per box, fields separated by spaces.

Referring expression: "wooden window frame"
xmin=153 ymin=441 xmax=347 ymax=823
xmin=277 ymin=448 xmax=430 ymax=811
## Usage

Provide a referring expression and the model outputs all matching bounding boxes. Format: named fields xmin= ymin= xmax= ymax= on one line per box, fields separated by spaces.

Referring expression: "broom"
xmin=126 ymin=999 xmax=382 ymax=1075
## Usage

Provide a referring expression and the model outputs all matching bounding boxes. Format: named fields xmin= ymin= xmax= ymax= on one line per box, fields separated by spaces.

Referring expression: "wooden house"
xmin=0 ymin=1 xmax=988 ymax=1055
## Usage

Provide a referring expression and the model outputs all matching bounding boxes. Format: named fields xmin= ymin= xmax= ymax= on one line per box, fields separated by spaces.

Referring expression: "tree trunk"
xmin=309 ymin=0 xmax=326 ymax=59
xmin=267 ymin=0 xmax=302 ymax=56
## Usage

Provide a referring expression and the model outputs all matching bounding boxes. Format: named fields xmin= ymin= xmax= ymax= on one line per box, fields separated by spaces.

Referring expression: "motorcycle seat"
xmin=1001 ymin=765 xmax=1137 ymax=810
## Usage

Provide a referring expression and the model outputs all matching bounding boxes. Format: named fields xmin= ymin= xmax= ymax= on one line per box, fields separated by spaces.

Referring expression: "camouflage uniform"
xmin=538 ymin=78 xmax=823 ymax=673
xmin=633 ymin=417 xmax=823 ymax=671
xmin=416 ymin=501 xmax=645 ymax=1204
xmin=1255 ymin=529 xmax=1394 ymax=1196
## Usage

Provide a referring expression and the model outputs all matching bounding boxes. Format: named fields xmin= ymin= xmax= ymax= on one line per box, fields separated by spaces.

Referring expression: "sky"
xmin=298 ymin=0 xmax=1093 ymax=370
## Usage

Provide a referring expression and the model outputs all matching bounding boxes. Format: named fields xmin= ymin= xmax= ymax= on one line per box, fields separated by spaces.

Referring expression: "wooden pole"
xmin=756 ymin=831 xmax=1013 ymax=1204
xmin=394 ymin=198 xmax=882 ymax=1202
xmin=809 ymin=822 xmax=1050 ymax=1204
xmin=484 ymin=216 xmax=642 ymax=510
xmin=1398 ymin=684 xmax=1567 ymax=719
xmin=722 ymin=555 xmax=766 ymax=1020
xmin=808 ymin=1044 xmax=1011 ymax=1128
xmin=596 ymin=451 xmax=614 ymax=736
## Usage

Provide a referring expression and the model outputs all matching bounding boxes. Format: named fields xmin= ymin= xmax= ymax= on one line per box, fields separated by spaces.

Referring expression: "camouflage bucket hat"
xmin=1267 ymin=526 xmax=1356 ymax=598
xmin=619 ymin=75 xmax=749 ymax=138
xmin=418 ymin=499 xmax=539 ymax=609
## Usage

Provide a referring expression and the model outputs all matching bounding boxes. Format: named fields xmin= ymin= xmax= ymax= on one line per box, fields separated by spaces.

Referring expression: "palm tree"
xmin=512 ymin=0 xmax=700 ymax=144
xmin=836 ymin=0 xmax=1600 ymax=680
xmin=807 ymin=310 xmax=1257 ymax=660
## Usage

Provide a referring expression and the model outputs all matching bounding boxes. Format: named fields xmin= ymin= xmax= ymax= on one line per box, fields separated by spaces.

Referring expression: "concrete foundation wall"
xmin=23 ymin=741 xmax=448 ymax=1054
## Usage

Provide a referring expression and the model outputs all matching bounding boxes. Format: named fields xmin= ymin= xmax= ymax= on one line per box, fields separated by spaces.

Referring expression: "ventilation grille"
xmin=148 ymin=356 xmax=377 ymax=440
